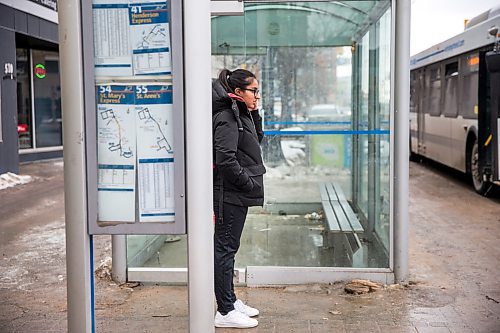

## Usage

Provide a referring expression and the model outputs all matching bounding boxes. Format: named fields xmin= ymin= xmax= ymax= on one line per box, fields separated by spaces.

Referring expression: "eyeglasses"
xmin=241 ymin=88 xmax=260 ymax=97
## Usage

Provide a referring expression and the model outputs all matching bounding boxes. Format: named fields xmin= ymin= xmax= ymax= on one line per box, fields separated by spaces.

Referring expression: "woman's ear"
xmin=234 ymin=87 xmax=243 ymax=96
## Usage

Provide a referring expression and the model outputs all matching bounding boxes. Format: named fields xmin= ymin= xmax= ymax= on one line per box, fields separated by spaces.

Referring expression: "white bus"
xmin=410 ymin=6 xmax=500 ymax=195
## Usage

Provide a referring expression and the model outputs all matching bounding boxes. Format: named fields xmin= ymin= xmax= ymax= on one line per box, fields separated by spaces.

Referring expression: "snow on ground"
xmin=0 ymin=172 xmax=32 ymax=190
xmin=0 ymin=220 xmax=65 ymax=291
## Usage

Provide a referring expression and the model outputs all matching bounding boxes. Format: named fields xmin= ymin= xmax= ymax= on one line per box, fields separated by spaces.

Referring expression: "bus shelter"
xmin=122 ymin=0 xmax=409 ymax=285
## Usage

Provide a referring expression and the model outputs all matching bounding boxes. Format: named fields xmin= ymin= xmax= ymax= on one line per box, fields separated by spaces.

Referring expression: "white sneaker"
xmin=234 ymin=299 xmax=260 ymax=317
xmin=214 ymin=310 xmax=258 ymax=328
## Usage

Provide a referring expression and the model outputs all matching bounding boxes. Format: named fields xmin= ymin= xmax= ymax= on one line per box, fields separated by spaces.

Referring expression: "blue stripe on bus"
xmin=411 ymin=40 xmax=464 ymax=66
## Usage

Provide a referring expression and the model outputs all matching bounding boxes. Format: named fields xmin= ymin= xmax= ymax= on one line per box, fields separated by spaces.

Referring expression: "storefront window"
xmin=17 ymin=48 xmax=33 ymax=149
xmin=32 ymin=50 xmax=62 ymax=148
xmin=17 ymin=49 xmax=62 ymax=150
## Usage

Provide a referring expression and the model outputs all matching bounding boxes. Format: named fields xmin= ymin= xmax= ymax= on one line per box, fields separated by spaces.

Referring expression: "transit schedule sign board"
xmin=81 ymin=0 xmax=185 ymax=234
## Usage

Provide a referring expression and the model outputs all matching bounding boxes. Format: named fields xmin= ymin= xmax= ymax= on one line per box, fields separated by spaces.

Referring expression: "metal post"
xmin=351 ymin=44 xmax=360 ymax=205
xmin=184 ymin=0 xmax=215 ymax=332
xmin=368 ymin=24 xmax=380 ymax=235
xmin=59 ymin=0 xmax=93 ymax=331
xmin=112 ymin=235 xmax=127 ymax=283
xmin=393 ymin=0 xmax=410 ymax=283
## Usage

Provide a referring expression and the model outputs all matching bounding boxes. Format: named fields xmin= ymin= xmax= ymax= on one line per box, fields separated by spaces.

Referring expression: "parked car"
xmin=306 ymin=104 xmax=351 ymax=123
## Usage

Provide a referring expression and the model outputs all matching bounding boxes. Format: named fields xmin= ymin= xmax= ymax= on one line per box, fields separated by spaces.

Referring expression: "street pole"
xmin=184 ymin=0 xmax=215 ymax=332
xmin=394 ymin=0 xmax=410 ymax=284
xmin=58 ymin=0 xmax=93 ymax=331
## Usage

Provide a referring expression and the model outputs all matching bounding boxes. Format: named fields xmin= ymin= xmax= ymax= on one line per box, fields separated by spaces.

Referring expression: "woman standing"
xmin=212 ymin=68 xmax=265 ymax=328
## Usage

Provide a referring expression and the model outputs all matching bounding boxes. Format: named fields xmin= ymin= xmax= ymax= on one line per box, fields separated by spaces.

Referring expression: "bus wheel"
xmin=470 ymin=140 xmax=492 ymax=195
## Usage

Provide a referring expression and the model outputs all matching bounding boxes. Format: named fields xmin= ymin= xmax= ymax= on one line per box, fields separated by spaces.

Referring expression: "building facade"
xmin=0 ymin=0 xmax=60 ymax=174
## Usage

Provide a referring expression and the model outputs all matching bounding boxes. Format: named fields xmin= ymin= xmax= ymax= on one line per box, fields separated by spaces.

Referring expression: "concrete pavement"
xmin=0 ymin=159 xmax=499 ymax=332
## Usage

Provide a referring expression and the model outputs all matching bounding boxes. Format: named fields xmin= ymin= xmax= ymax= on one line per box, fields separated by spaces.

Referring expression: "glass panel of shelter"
xmin=126 ymin=0 xmax=392 ymax=275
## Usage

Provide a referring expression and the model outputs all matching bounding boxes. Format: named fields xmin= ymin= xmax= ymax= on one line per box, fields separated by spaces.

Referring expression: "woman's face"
xmin=235 ymin=78 xmax=260 ymax=110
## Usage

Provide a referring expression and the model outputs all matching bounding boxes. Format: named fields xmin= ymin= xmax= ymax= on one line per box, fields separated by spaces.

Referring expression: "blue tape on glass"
xmin=265 ymin=121 xmax=352 ymax=125
xmin=263 ymin=130 xmax=390 ymax=136
xmin=264 ymin=121 xmax=390 ymax=126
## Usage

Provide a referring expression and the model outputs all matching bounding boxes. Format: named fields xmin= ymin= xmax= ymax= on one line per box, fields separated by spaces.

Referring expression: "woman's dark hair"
xmin=218 ymin=68 xmax=256 ymax=93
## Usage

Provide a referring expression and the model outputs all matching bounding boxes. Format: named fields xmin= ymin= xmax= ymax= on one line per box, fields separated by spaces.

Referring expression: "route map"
xmin=96 ymin=85 xmax=137 ymax=222
xmin=137 ymin=107 xmax=173 ymax=153
xmin=92 ymin=0 xmax=172 ymax=76
xmin=135 ymin=85 xmax=175 ymax=222
xmin=100 ymin=108 xmax=134 ymax=158
xmin=130 ymin=2 xmax=171 ymax=75
xmin=135 ymin=24 xmax=168 ymax=50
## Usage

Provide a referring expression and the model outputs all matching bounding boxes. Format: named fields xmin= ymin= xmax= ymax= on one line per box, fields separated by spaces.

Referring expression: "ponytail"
xmin=218 ymin=68 xmax=256 ymax=93
xmin=218 ymin=69 xmax=233 ymax=93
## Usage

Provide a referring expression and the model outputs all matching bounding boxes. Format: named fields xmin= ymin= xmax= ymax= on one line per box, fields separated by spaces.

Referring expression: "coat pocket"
xmin=244 ymin=164 xmax=266 ymax=177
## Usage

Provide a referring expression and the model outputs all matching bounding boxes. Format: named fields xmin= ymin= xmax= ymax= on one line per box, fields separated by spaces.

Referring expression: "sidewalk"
xmin=0 ymin=159 xmax=499 ymax=332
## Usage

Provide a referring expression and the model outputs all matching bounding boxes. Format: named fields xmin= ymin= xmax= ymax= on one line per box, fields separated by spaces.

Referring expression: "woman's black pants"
xmin=214 ymin=201 xmax=248 ymax=315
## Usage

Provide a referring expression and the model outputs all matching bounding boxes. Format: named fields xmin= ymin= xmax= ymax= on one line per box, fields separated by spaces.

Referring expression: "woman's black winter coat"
xmin=212 ymin=80 xmax=266 ymax=207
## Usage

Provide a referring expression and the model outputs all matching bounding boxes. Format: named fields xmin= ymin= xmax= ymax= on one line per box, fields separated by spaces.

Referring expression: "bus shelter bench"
xmin=319 ymin=182 xmax=366 ymax=267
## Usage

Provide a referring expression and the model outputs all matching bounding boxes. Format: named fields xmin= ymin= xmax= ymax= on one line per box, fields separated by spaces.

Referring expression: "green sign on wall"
xmin=35 ymin=64 xmax=46 ymax=79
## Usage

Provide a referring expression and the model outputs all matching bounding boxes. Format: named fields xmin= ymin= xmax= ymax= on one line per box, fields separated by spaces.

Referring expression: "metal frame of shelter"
xmin=124 ymin=0 xmax=409 ymax=288
xmin=59 ymin=0 xmax=409 ymax=332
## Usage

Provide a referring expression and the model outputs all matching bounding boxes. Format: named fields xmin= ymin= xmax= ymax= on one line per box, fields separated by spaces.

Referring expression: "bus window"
xmin=460 ymin=53 xmax=479 ymax=119
xmin=410 ymin=71 xmax=418 ymax=113
xmin=445 ymin=62 xmax=459 ymax=78
xmin=444 ymin=61 xmax=459 ymax=117
xmin=427 ymin=66 xmax=441 ymax=116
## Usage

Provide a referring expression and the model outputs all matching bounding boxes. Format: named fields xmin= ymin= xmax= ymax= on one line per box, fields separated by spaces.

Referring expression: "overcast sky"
xmin=411 ymin=0 xmax=500 ymax=55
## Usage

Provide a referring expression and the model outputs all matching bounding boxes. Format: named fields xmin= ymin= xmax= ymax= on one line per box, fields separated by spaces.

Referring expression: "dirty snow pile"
xmin=95 ymin=256 xmax=113 ymax=280
xmin=0 ymin=172 xmax=32 ymax=190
